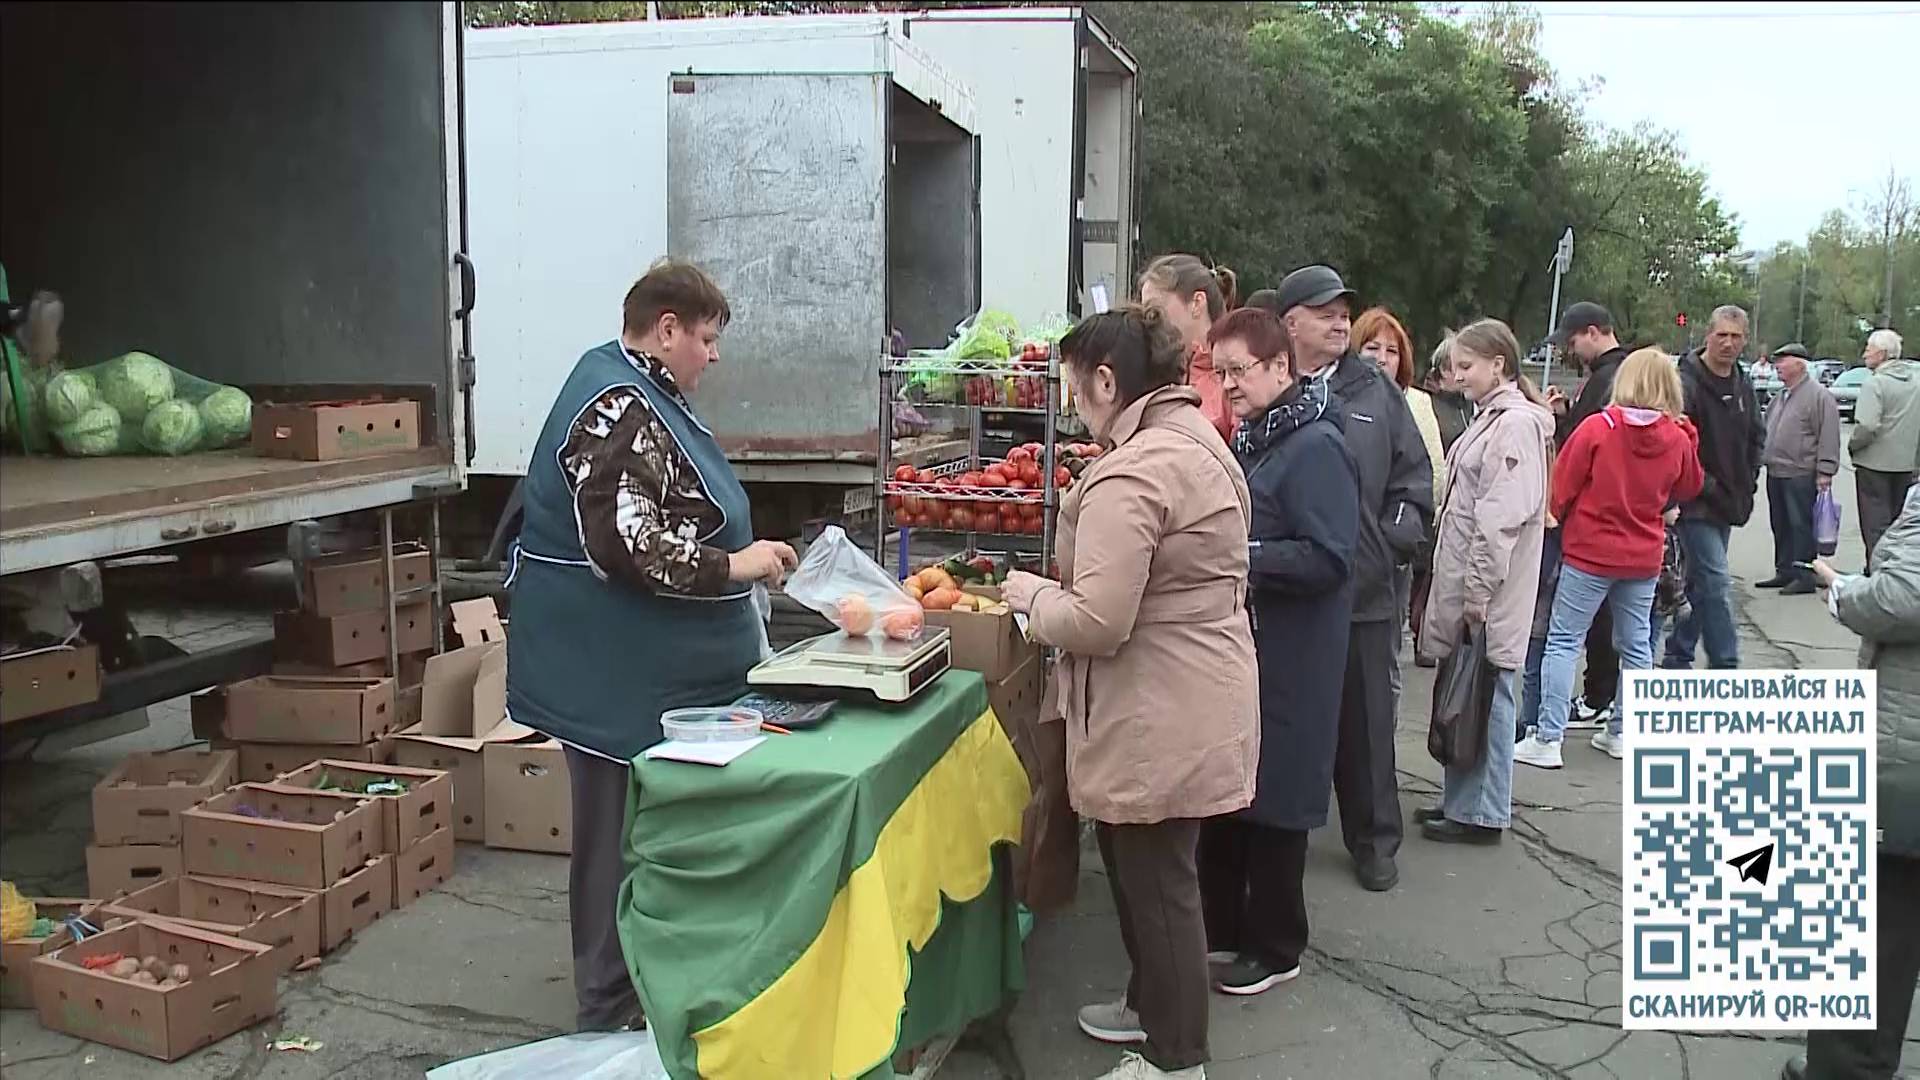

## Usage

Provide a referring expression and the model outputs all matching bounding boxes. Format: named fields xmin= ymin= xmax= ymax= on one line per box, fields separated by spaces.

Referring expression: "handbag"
xmin=1427 ymin=620 xmax=1498 ymax=770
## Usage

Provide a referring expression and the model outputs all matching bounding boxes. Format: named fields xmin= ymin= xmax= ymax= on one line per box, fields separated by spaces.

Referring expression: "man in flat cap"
xmin=1759 ymin=343 xmax=1841 ymax=596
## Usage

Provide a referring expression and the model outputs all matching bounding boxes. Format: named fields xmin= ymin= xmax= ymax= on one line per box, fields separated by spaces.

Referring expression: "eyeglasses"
xmin=1217 ymin=360 xmax=1267 ymax=383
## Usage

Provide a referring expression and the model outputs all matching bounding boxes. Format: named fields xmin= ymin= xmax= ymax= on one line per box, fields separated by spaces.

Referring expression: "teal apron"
xmin=506 ymin=342 xmax=761 ymax=761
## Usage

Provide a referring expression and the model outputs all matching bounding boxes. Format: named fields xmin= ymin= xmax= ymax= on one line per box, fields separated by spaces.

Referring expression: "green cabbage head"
xmin=55 ymin=403 xmax=123 ymax=456
xmin=141 ymin=398 xmax=204 ymax=455
xmin=198 ymin=386 xmax=253 ymax=444
xmin=42 ymin=370 xmax=98 ymax=426
xmin=98 ymin=352 xmax=175 ymax=422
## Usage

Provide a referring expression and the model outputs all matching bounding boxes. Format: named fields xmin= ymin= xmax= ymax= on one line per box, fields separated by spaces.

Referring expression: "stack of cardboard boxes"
xmin=925 ymin=585 xmax=1045 ymax=731
xmin=85 ymin=748 xmax=236 ymax=899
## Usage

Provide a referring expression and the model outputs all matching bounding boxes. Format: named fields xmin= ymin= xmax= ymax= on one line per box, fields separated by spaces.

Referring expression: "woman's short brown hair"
xmin=622 ymin=258 xmax=731 ymax=336
xmin=1059 ymin=304 xmax=1187 ymax=407
xmin=1351 ymin=307 xmax=1414 ymax=389
xmin=1208 ymin=307 xmax=1293 ymax=375
xmin=1611 ymin=348 xmax=1684 ymax=417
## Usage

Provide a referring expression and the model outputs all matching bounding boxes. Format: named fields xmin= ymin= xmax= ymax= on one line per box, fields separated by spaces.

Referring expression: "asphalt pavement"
xmin=1 ymin=450 xmax=1912 ymax=1079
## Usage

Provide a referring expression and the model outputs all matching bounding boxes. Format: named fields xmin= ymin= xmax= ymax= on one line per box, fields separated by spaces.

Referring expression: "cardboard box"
xmin=390 ymin=635 xmax=532 ymax=841
xmin=0 ymin=899 xmax=100 ymax=1009
xmin=267 ymin=760 xmax=452 ymax=855
xmin=224 ymin=675 xmax=398 ymax=745
xmin=925 ymin=589 xmax=1033 ymax=680
xmin=32 ymin=920 xmax=276 ymax=1061
xmin=273 ymin=602 xmax=434 ymax=668
xmin=252 ymin=399 xmax=421 ymax=462
xmin=92 ymin=749 xmax=238 ymax=846
xmin=86 ymin=844 xmax=182 ymax=899
xmin=180 ymin=784 xmax=379 ymax=890
xmin=302 ymin=544 xmax=434 ymax=618
xmin=986 ymin=654 xmax=1044 ymax=735
xmin=234 ymin=737 xmax=393 ymax=784
xmin=189 ymin=689 xmax=227 ymax=742
xmin=393 ymin=827 xmax=455 ymax=907
xmin=294 ymin=857 xmax=395 ymax=952
xmin=101 ymin=876 xmax=322 ymax=977
xmin=448 ymin=598 xmax=506 ymax=646
xmin=482 ymin=740 xmax=572 ymax=854
xmin=272 ymin=651 xmax=430 ymax=689
xmin=1 ymin=643 xmax=102 ymax=725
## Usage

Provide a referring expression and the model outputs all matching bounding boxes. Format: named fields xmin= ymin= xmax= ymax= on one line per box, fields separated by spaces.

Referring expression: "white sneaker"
xmin=1567 ymin=697 xmax=1611 ymax=731
xmin=1078 ymin=999 xmax=1147 ymax=1045
xmin=1514 ymin=734 xmax=1564 ymax=770
xmin=1590 ymin=730 xmax=1625 ymax=760
xmin=1097 ymin=1051 xmax=1205 ymax=1080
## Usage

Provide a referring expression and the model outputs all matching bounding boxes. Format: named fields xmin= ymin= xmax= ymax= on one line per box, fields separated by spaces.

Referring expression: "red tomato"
xmin=902 ymin=495 xmax=924 ymax=515
xmin=1022 ymin=442 xmax=1044 ymax=458
xmin=949 ymin=505 xmax=975 ymax=532
xmin=924 ymin=500 xmax=949 ymax=528
xmin=1007 ymin=478 xmax=1031 ymax=492
xmin=887 ymin=494 xmax=904 ymax=511
xmin=892 ymin=506 xmax=911 ymax=527
xmin=982 ymin=468 xmax=1012 ymax=488
xmin=1019 ymin=462 xmax=1042 ymax=486
xmin=1006 ymin=447 xmax=1034 ymax=467
xmin=960 ymin=471 xmax=984 ymax=488
xmin=1054 ymin=466 xmax=1072 ymax=488
xmin=974 ymin=510 xmax=1000 ymax=534
xmin=894 ymin=465 xmax=918 ymax=482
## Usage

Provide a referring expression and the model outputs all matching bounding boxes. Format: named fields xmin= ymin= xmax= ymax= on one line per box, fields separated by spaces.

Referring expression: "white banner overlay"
xmin=1621 ymin=670 xmax=1877 ymax=1031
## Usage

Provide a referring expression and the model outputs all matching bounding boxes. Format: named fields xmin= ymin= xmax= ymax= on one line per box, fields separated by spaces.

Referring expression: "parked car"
xmin=1831 ymin=365 xmax=1871 ymax=422
xmin=1749 ymin=359 xmax=1783 ymax=410
xmin=1813 ymin=358 xmax=1846 ymax=386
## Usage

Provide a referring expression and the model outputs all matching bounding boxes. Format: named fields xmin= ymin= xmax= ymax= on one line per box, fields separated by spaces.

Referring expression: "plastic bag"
xmin=785 ymin=526 xmax=925 ymax=641
xmin=43 ymin=351 xmax=253 ymax=457
xmin=1814 ymin=487 xmax=1842 ymax=557
xmin=1654 ymin=527 xmax=1691 ymax=621
xmin=426 ymin=1031 xmax=667 ymax=1080
xmin=1428 ymin=621 xmax=1497 ymax=769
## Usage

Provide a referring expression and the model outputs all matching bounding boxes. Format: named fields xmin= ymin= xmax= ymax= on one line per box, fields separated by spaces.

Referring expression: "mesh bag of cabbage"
xmin=39 ymin=352 xmax=254 ymax=457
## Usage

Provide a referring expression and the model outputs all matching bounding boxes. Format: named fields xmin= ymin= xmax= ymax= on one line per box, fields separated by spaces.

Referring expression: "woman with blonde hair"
xmin=1516 ymin=349 xmax=1704 ymax=769
xmin=1138 ymin=254 xmax=1239 ymax=442
xmin=1416 ymin=318 xmax=1554 ymax=844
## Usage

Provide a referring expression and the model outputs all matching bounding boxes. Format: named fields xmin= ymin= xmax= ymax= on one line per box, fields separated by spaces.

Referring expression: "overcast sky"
xmin=1499 ymin=1 xmax=1919 ymax=251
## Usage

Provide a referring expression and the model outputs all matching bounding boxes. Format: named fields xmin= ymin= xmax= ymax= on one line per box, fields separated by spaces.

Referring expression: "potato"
xmin=143 ymin=956 xmax=169 ymax=980
xmin=904 ymin=579 xmax=924 ymax=601
xmin=131 ymin=971 xmax=158 ymax=985
xmin=835 ymin=594 xmax=875 ymax=636
xmin=109 ymin=957 xmax=140 ymax=979
xmin=157 ymin=979 xmax=181 ymax=989
xmin=168 ymin=963 xmax=191 ymax=983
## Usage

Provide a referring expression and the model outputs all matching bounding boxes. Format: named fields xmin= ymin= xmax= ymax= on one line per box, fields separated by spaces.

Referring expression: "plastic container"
xmin=660 ymin=707 xmax=764 ymax=743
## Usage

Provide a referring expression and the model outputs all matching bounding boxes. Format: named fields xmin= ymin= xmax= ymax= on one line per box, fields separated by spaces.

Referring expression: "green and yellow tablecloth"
xmin=618 ymin=671 xmax=1030 ymax=1079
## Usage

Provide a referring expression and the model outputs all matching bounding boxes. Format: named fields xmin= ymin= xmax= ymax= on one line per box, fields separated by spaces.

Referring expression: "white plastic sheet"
xmin=426 ymin=1031 xmax=668 ymax=1080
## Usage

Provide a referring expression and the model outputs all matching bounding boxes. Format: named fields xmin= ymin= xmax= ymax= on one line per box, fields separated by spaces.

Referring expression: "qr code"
xmin=1622 ymin=671 xmax=1877 ymax=1030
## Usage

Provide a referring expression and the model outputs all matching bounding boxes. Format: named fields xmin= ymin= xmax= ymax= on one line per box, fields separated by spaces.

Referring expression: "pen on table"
xmin=761 ymin=722 xmax=793 ymax=735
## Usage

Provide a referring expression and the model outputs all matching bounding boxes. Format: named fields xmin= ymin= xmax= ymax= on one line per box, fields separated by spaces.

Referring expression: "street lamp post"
xmin=1543 ymin=227 xmax=1574 ymax=390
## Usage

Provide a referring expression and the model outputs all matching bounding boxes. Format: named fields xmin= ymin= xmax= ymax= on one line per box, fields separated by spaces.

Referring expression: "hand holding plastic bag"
xmin=785 ymin=526 xmax=925 ymax=641
xmin=1814 ymin=488 xmax=1842 ymax=557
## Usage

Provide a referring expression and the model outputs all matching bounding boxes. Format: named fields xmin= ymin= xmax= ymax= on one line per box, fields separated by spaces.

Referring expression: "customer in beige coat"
xmin=1002 ymin=304 xmax=1258 ymax=1080
xmin=1416 ymin=318 xmax=1554 ymax=844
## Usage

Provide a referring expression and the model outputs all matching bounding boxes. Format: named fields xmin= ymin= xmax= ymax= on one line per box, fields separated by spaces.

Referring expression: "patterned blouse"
xmin=559 ymin=349 xmax=732 ymax=596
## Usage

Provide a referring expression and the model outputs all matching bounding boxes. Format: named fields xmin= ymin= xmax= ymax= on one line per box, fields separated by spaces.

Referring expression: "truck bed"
xmin=0 ymin=449 xmax=452 ymax=576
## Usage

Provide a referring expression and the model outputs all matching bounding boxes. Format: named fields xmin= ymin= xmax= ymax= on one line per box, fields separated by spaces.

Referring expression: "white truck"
xmin=1 ymin=2 xmax=470 ymax=746
xmin=459 ymin=7 xmax=1136 ymax=545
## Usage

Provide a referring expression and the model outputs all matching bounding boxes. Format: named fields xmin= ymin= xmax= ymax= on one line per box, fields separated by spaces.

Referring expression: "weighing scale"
xmin=747 ymin=628 xmax=951 ymax=703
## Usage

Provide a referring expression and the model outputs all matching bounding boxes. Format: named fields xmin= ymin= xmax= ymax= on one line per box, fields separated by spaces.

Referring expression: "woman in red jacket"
xmin=1517 ymin=349 xmax=1704 ymax=768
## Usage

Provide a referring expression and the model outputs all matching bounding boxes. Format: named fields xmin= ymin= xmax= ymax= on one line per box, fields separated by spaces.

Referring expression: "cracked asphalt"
xmin=2 ymin=458 xmax=1914 ymax=1078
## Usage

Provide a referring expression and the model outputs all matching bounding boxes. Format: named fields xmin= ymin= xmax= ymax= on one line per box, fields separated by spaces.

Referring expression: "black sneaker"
xmin=1421 ymin=819 xmax=1503 ymax=845
xmin=1412 ymin=806 xmax=1445 ymax=825
xmin=1782 ymin=579 xmax=1816 ymax=596
xmin=1211 ymin=956 xmax=1300 ymax=996
xmin=1756 ymin=576 xmax=1792 ymax=589
xmin=1355 ymin=853 xmax=1399 ymax=891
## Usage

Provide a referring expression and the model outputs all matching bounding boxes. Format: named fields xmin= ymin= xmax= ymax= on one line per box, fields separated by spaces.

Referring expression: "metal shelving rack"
xmin=876 ymin=350 xmax=1064 ymax=578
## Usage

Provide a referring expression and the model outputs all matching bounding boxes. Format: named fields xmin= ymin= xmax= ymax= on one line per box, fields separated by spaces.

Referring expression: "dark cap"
xmin=1772 ymin=342 xmax=1811 ymax=360
xmin=1547 ymin=301 xmax=1613 ymax=348
xmin=1271 ymin=265 xmax=1357 ymax=317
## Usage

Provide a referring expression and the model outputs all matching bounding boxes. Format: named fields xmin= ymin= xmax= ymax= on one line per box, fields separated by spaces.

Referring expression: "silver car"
xmin=1831 ymin=366 xmax=1871 ymax=422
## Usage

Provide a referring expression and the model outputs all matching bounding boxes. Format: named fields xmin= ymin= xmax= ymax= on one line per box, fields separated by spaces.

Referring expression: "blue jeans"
xmin=1538 ymin=564 xmax=1655 ymax=744
xmin=1662 ymin=520 xmax=1739 ymax=670
xmin=1521 ymin=634 xmax=1546 ymax=739
xmin=1443 ymin=668 xmax=1518 ymax=829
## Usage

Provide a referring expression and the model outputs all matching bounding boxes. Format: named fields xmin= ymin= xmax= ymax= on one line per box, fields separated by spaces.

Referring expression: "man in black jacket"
xmin=1543 ymin=303 xmax=1632 ymax=733
xmin=1272 ymin=265 xmax=1434 ymax=892
xmin=1663 ymin=305 xmax=1764 ymax=670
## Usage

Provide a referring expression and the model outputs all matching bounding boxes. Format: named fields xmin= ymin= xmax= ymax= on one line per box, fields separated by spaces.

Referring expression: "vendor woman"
xmin=505 ymin=258 xmax=797 ymax=1032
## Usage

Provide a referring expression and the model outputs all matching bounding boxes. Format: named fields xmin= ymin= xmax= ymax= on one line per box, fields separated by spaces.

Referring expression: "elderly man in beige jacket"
xmin=1759 ymin=343 xmax=1841 ymax=595
xmin=1850 ymin=328 xmax=1918 ymax=561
